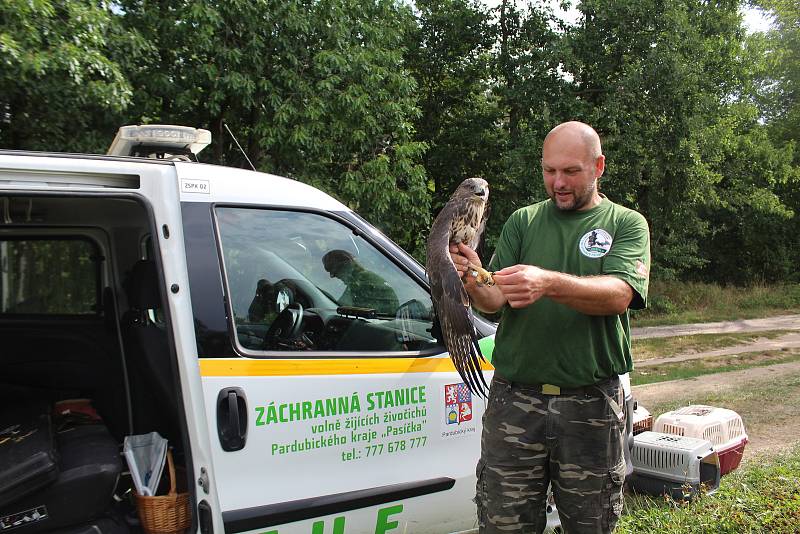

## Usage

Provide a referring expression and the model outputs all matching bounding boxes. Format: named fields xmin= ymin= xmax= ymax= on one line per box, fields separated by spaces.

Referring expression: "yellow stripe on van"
xmin=199 ymin=357 xmax=494 ymax=377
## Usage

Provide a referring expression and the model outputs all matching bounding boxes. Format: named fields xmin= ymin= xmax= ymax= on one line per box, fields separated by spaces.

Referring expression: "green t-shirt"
xmin=341 ymin=267 xmax=399 ymax=315
xmin=488 ymin=196 xmax=651 ymax=387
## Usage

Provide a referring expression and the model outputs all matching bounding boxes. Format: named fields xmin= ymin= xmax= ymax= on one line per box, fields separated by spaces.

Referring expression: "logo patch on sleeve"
xmin=636 ymin=259 xmax=649 ymax=278
xmin=579 ymin=229 xmax=613 ymax=258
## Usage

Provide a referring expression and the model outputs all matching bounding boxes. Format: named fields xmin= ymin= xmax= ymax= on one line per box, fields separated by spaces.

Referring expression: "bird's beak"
xmin=474 ymin=188 xmax=486 ymax=197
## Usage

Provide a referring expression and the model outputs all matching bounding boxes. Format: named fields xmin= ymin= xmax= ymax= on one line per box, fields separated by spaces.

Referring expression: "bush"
xmin=631 ymin=280 xmax=800 ymax=326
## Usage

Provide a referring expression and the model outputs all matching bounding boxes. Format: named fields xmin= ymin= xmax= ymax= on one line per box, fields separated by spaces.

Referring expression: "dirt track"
xmin=636 ymin=332 xmax=800 ymax=367
xmin=632 ymin=314 xmax=800 ymax=339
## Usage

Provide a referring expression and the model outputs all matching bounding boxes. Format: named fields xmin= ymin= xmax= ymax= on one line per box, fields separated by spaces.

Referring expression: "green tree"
xmin=754 ymin=0 xmax=800 ymax=152
xmin=485 ymin=0 xmax=572 ymax=246
xmin=120 ymin=0 xmax=430 ymax=254
xmin=406 ymin=1 xmax=570 ymax=254
xmin=696 ymin=103 xmax=799 ymax=283
xmin=0 ymin=0 xmax=132 ymax=152
xmin=404 ymin=0 xmax=500 ymax=213
xmin=749 ymin=0 xmax=800 ymax=282
xmin=565 ymin=0 xmax=750 ymax=279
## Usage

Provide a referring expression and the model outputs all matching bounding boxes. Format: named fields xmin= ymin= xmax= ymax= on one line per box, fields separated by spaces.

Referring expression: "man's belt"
xmin=497 ymin=375 xmax=619 ymax=397
xmin=536 ymin=383 xmax=610 ymax=396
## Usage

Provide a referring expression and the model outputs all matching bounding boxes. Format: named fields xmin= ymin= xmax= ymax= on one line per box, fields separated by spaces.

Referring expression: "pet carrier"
xmin=632 ymin=403 xmax=653 ymax=435
xmin=628 ymin=431 xmax=720 ymax=500
xmin=654 ymin=405 xmax=747 ymax=475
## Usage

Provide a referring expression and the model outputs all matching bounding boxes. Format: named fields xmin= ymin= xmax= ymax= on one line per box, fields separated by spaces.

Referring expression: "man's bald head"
xmin=544 ymin=121 xmax=602 ymax=161
xmin=540 ymin=121 xmax=605 ymax=211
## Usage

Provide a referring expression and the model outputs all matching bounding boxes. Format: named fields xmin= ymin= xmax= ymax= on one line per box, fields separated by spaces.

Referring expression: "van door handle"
xmin=198 ymin=500 xmax=213 ymax=534
xmin=216 ymin=387 xmax=247 ymax=451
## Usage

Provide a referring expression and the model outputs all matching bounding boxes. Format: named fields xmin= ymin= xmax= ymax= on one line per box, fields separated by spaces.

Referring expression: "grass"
xmin=617 ymin=446 xmax=800 ymax=533
xmin=631 ymin=281 xmax=800 ymax=326
xmin=619 ymin=286 xmax=800 ymax=532
xmin=622 ymin=371 xmax=800 ymax=532
xmin=631 ymin=348 xmax=800 ymax=385
xmin=631 ymin=330 xmax=792 ymax=362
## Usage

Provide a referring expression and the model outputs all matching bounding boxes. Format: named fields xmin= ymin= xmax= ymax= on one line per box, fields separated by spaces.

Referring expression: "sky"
xmin=483 ymin=1 xmax=775 ymax=34
xmin=741 ymin=5 xmax=774 ymax=34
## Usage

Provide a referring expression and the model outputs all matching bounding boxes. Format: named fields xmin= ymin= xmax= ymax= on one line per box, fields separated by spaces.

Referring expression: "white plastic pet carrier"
xmin=628 ymin=431 xmax=721 ymax=500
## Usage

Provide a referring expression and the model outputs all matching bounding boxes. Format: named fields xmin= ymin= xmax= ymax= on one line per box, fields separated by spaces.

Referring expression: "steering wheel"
xmin=264 ymin=302 xmax=304 ymax=348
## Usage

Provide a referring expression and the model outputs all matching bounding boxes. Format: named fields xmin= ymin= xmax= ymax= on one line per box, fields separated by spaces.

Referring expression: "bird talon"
xmin=468 ymin=263 xmax=495 ymax=287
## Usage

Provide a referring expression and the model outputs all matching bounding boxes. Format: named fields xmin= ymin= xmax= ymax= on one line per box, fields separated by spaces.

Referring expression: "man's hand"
xmin=448 ymin=243 xmax=506 ymax=312
xmin=449 ymin=243 xmax=481 ymax=280
xmin=493 ymin=265 xmax=553 ymax=308
xmin=449 ymin=243 xmax=494 ymax=286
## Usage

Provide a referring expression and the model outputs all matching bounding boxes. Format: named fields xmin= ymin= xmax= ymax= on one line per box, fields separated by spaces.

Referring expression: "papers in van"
xmin=123 ymin=432 xmax=168 ymax=496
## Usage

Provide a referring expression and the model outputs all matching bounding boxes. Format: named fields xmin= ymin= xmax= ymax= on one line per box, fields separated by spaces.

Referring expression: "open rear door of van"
xmin=136 ymin=160 xmax=229 ymax=534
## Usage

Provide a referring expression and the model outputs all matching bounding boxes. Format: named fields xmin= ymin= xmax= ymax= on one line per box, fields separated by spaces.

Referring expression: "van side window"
xmin=215 ymin=208 xmax=439 ymax=354
xmin=0 ymin=238 xmax=99 ymax=315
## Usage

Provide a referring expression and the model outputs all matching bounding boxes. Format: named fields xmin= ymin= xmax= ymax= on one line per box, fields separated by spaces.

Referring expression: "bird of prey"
xmin=426 ymin=177 xmax=494 ymax=397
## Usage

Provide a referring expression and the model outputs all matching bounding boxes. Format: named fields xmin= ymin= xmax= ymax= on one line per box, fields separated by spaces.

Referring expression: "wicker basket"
xmin=135 ymin=451 xmax=191 ymax=534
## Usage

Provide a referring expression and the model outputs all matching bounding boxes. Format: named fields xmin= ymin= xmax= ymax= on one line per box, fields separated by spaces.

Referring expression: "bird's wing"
xmin=426 ymin=203 xmax=489 ymax=397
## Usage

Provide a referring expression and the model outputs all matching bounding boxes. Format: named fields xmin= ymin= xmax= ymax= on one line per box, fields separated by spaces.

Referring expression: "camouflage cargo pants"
xmin=476 ymin=375 xmax=626 ymax=533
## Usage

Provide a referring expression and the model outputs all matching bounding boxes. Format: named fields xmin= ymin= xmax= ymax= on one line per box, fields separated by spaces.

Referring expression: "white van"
xmin=0 ymin=126 xmax=500 ymax=534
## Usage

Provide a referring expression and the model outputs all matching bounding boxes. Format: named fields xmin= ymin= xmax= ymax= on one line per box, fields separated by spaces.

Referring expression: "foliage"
xmin=2 ymin=0 xmax=800 ymax=284
xmin=484 ymin=0 xmax=574 ymax=246
xmin=403 ymin=0 xmax=569 ymax=256
xmin=404 ymin=0 xmax=499 ymax=209
xmin=119 ymin=0 xmax=430 ymax=254
xmin=754 ymin=0 xmax=800 ymax=152
xmin=0 ymin=237 xmax=98 ymax=314
xmin=696 ymin=104 xmax=800 ymax=283
xmin=0 ymin=0 xmax=132 ymax=152
xmin=630 ymin=280 xmax=800 ymax=325
xmin=746 ymin=0 xmax=800 ymax=283
xmin=565 ymin=0 xmax=750 ymax=279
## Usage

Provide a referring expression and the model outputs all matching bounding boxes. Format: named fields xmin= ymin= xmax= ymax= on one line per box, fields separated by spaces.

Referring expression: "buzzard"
xmin=426 ymin=177 xmax=494 ymax=397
